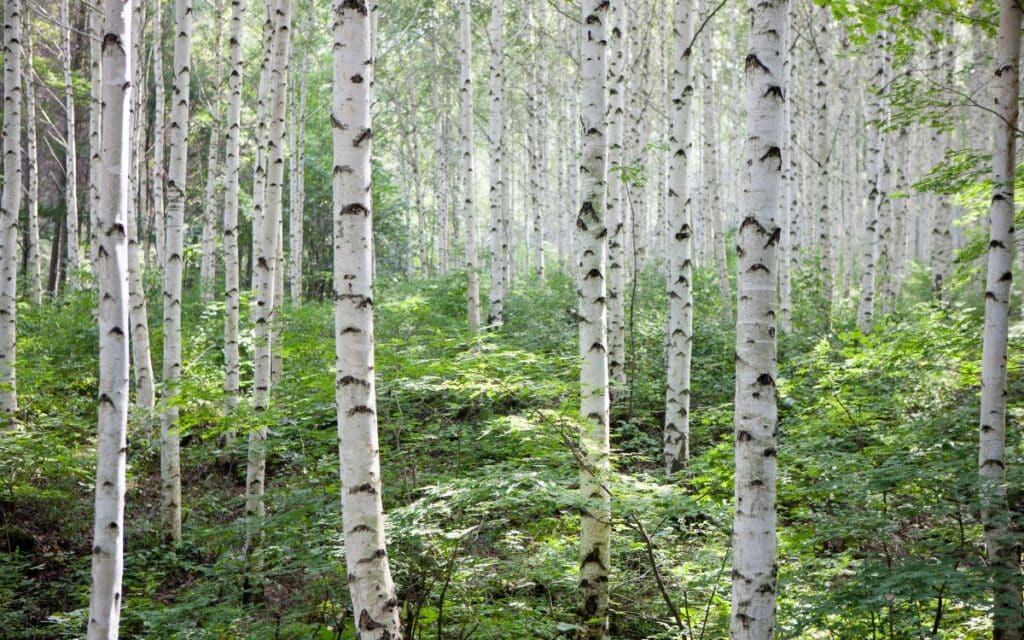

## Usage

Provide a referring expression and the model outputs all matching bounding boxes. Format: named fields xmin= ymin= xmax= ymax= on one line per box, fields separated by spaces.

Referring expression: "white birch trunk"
xmin=459 ymin=0 xmax=481 ymax=331
xmin=127 ymin=0 xmax=155 ymax=412
xmin=0 ymin=0 xmax=21 ymax=415
xmin=486 ymin=0 xmax=506 ymax=326
xmin=24 ymin=28 xmax=41 ymax=305
xmin=436 ymin=114 xmax=450 ymax=276
xmin=223 ymin=0 xmax=246 ymax=426
xmin=332 ymin=2 xmax=402 ymax=637
xmin=980 ymin=1 xmax=1024 ymax=636
xmin=578 ymin=1 xmax=610 ymax=637
xmin=778 ymin=4 xmax=794 ymax=332
xmin=245 ymin=0 xmax=290 ymax=590
xmin=160 ymin=0 xmax=193 ymax=544
xmin=200 ymin=5 xmax=226 ymax=303
xmin=87 ymin=0 xmax=131 ymax=635
xmin=61 ymin=0 xmax=83 ymax=285
xmin=813 ymin=13 xmax=833 ymax=311
xmin=88 ymin=0 xmax=102 ymax=279
xmin=607 ymin=1 xmax=627 ymax=390
xmin=731 ymin=0 xmax=784 ymax=636
xmin=288 ymin=38 xmax=307 ymax=301
xmin=857 ymin=34 xmax=887 ymax=334
xmin=151 ymin=0 xmax=167 ymax=269
xmin=664 ymin=0 xmax=694 ymax=473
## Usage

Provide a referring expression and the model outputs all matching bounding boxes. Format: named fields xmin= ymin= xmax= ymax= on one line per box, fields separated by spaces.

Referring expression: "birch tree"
xmin=288 ymin=19 xmax=308 ymax=301
xmin=222 ymin=0 xmax=247 ymax=443
xmin=245 ymin=0 xmax=290 ymax=590
xmin=61 ymin=0 xmax=83 ymax=285
xmin=607 ymin=2 xmax=627 ymax=390
xmin=127 ymin=0 xmax=155 ymax=411
xmin=578 ymin=0 xmax=610 ymax=636
xmin=487 ymin=0 xmax=506 ymax=327
xmin=23 ymin=27 xmax=42 ymax=305
xmin=731 ymin=0 xmax=785 ymax=636
xmin=664 ymin=0 xmax=694 ymax=474
xmin=332 ymin=3 xmax=402 ymax=636
xmin=813 ymin=11 xmax=832 ymax=312
xmin=199 ymin=5 xmax=226 ymax=302
xmin=857 ymin=33 xmax=888 ymax=334
xmin=88 ymin=0 xmax=103 ymax=275
xmin=87 ymin=0 xmax=131 ymax=635
xmin=151 ymin=0 xmax=167 ymax=268
xmin=160 ymin=0 xmax=193 ymax=544
xmin=459 ymin=0 xmax=481 ymax=331
xmin=0 ymin=0 xmax=22 ymax=416
xmin=978 ymin=0 xmax=1023 ymax=635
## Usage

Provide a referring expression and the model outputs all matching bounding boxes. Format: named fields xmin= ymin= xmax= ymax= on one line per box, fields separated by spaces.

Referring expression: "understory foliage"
xmin=1 ymin=254 xmax=1019 ymax=639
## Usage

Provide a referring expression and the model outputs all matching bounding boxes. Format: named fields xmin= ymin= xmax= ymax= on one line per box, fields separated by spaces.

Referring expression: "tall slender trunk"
xmin=777 ymin=4 xmax=794 ymax=333
xmin=813 ymin=11 xmax=833 ymax=314
xmin=61 ymin=0 xmax=82 ymax=286
xmin=87 ymin=0 xmax=131 ymax=636
xmin=486 ymin=0 xmax=506 ymax=326
xmin=664 ymin=0 xmax=694 ymax=474
xmin=578 ymin=1 xmax=610 ymax=637
xmin=200 ymin=4 xmax=226 ymax=302
xmin=929 ymin=32 xmax=953 ymax=296
xmin=88 ymin=0 xmax=102 ymax=278
xmin=857 ymin=33 xmax=887 ymax=334
xmin=223 ymin=0 xmax=247 ymax=436
xmin=0 ymin=0 xmax=22 ymax=416
xmin=697 ymin=12 xmax=731 ymax=316
xmin=533 ymin=2 xmax=548 ymax=279
xmin=151 ymin=0 xmax=167 ymax=269
xmin=731 ymin=0 xmax=785 ymax=637
xmin=161 ymin=0 xmax=193 ymax=545
xmin=288 ymin=26 xmax=307 ymax=301
xmin=332 ymin=2 xmax=402 ymax=638
xmin=459 ymin=0 xmax=481 ymax=331
xmin=127 ymin=0 xmax=155 ymax=412
xmin=245 ymin=0 xmax=290 ymax=596
xmin=607 ymin=1 xmax=627 ymax=390
xmin=980 ymin=1 xmax=1024 ymax=637
xmin=436 ymin=113 xmax=450 ymax=276
xmin=23 ymin=27 xmax=41 ymax=304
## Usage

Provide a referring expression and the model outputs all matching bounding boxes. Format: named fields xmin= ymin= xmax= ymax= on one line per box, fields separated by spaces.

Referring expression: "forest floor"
xmin=1 ymin=265 xmax=1021 ymax=639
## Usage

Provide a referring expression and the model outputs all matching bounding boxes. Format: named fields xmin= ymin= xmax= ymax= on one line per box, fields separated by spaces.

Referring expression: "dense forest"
xmin=1 ymin=0 xmax=1022 ymax=638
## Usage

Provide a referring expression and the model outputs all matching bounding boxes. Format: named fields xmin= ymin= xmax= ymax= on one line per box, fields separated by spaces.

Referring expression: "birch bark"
xmin=731 ymin=0 xmax=785 ymax=636
xmin=223 ymin=0 xmax=246 ymax=441
xmin=664 ymin=0 xmax=694 ymax=473
xmin=160 ymin=0 xmax=193 ymax=544
xmin=0 ymin=0 xmax=21 ymax=415
xmin=487 ymin=0 xmax=506 ymax=326
xmin=459 ymin=0 xmax=481 ymax=330
xmin=332 ymin=2 xmax=402 ymax=637
xmin=578 ymin=1 xmax=610 ymax=636
xmin=979 ymin=1 xmax=1024 ymax=636
xmin=24 ymin=28 xmax=41 ymax=304
xmin=200 ymin=5 xmax=226 ymax=302
xmin=87 ymin=0 xmax=131 ymax=635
